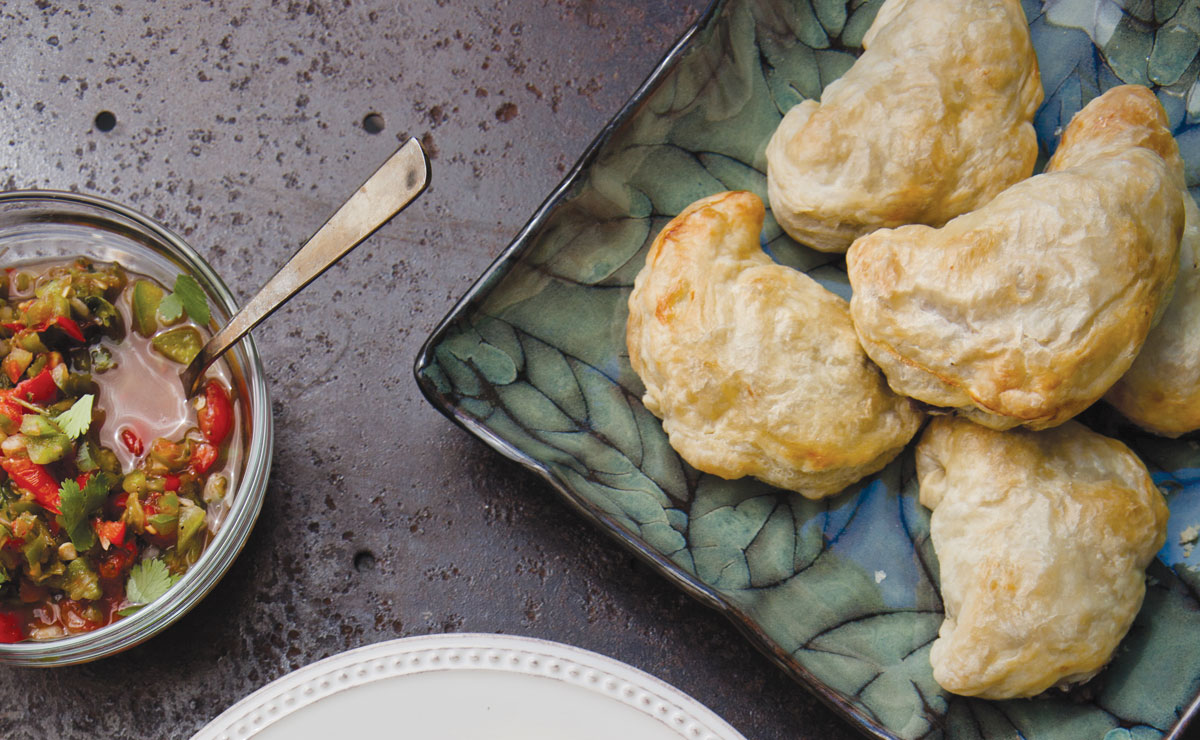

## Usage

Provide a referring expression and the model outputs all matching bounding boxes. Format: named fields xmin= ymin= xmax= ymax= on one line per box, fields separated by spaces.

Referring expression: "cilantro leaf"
xmin=81 ymin=472 xmax=114 ymax=503
xmin=75 ymin=440 xmax=97 ymax=472
xmin=119 ymin=558 xmax=179 ymax=615
xmin=51 ymin=394 xmax=93 ymax=439
xmin=157 ymin=293 xmax=184 ymax=322
xmin=55 ymin=481 xmax=94 ymax=551
xmin=54 ymin=472 xmax=114 ymax=551
xmin=173 ymin=274 xmax=210 ymax=325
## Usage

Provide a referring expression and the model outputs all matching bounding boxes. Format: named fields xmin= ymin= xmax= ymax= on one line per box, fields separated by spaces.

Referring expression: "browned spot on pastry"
xmin=1050 ymin=85 xmax=1178 ymax=169
xmin=654 ymin=282 xmax=690 ymax=324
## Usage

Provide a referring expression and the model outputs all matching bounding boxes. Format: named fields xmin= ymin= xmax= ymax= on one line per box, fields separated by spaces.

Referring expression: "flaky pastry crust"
xmin=1052 ymin=86 xmax=1200 ymax=437
xmin=846 ymin=86 xmax=1184 ymax=430
xmin=916 ymin=417 xmax=1168 ymax=699
xmin=626 ymin=191 xmax=923 ymax=499
xmin=764 ymin=0 xmax=1042 ymax=252
xmin=1106 ymin=198 xmax=1200 ymax=436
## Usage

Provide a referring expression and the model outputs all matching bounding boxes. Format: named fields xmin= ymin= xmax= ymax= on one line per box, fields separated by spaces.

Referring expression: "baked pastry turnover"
xmin=626 ymin=191 xmax=923 ymax=499
xmin=765 ymin=0 xmax=1042 ymax=252
xmin=916 ymin=416 xmax=1168 ymax=699
xmin=1049 ymin=86 xmax=1200 ymax=437
xmin=847 ymin=85 xmax=1184 ymax=430
xmin=1106 ymin=199 xmax=1200 ymax=437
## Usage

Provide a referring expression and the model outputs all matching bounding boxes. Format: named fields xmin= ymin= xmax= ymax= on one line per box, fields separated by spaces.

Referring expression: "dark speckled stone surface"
xmin=0 ymin=2 xmax=857 ymax=738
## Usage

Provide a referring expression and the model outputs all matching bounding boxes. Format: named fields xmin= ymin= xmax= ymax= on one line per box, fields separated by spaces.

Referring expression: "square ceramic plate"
xmin=415 ymin=1 xmax=1200 ymax=737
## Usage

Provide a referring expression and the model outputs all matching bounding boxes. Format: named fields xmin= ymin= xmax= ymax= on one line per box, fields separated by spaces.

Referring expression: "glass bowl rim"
xmin=0 ymin=189 xmax=274 ymax=665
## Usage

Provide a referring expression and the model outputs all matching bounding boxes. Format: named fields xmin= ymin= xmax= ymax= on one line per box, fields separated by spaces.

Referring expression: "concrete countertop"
xmin=0 ymin=2 xmax=858 ymax=738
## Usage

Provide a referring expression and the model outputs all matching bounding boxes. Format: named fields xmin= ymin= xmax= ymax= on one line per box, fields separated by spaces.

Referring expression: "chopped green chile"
xmin=147 ymin=513 xmax=177 ymax=534
xmin=88 ymin=346 xmax=115 ymax=372
xmin=21 ymin=530 xmax=49 ymax=570
xmin=64 ymin=558 xmax=101 ymax=601
xmin=27 ymin=278 xmax=70 ymax=324
xmin=25 ymin=435 xmax=71 ymax=465
xmin=150 ymin=326 xmax=203 ymax=364
xmin=5 ymin=347 xmax=32 ymax=379
xmin=148 ymin=438 xmax=190 ymax=473
xmin=82 ymin=295 xmax=120 ymax=333
xmin=202 ymin=473 xmax=227 ymax=503
xmin=124 ymin=492 xmax=146 ymax=532
xmin=0 ymin=257 xmax=238 ymax=642
xmin=177 ymin=504 xmax=205 ymax=550
xmin=20 ymin=415 xmax=58 ymax=437
xmin=19 ymin=414 xmax=72 ymax=465
xmin=17 ymin=333 xmax=47 ymax=355
xmin=130 ymin=280 xmax=163 ymax=337
xmin=122 ymin=470 xmax=147 ymax=494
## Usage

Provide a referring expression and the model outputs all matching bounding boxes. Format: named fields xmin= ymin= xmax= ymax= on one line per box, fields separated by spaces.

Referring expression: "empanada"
xmin=1106 ymin=201 xmax=1200 ymax=436
xmin=847 ymin=86 xmax=1184 ymax=431
xmin=916 ymin=416 xmax=1168 ymax=699
xmin=1046 ymin=86 xmax=1200 ymax=437
xmin=765 ymin=0 xmax=1042 ymax=252
xmin=626 ymin=191 xmax=923 ymax=499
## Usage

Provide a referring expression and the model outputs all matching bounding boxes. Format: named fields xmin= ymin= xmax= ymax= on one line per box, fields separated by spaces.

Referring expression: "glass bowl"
xmin=0 ymin=190 xmax=273 ymax=665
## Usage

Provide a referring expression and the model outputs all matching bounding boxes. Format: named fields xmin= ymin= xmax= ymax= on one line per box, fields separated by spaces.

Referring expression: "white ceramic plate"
xmin=192 ymin=633 xmax=748 ymax=740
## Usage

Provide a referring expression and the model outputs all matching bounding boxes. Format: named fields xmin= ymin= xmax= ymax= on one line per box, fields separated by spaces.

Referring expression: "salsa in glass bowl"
xmin=0 ymin=192 xmax=271 ymax=665
xmin=0 ymin=257 xmax=242 ymax=641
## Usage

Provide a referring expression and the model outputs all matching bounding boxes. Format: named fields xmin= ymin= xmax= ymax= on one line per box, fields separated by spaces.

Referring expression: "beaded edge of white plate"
xmin=190 ymin=633 xmax=748 ymax=740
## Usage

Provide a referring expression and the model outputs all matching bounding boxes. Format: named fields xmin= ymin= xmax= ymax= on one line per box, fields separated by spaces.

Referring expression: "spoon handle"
xmin=181 ymin=138 xmax=431 ymax=394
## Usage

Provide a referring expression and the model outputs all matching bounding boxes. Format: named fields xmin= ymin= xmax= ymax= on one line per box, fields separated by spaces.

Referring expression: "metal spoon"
xmin=179 ymin=137 xmax=431 ymax=395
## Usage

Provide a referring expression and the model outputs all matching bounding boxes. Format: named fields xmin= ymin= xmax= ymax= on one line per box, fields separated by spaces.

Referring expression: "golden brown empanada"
xmin=916 ymin=416 xmax=1168 ymax=699
xmin=764 ymin=0 xmax=1042 ymax=253
xmin=1047 ymin=86 xmax=1200 ymax=437
xmin=846 ymin=86 xmax=1184 ymax=431
xmin=626 ymin=191 xmax=923 ymax=499
xmin=1044 ymin=85 xmax=1183 ymax=177
xmin=1106 ymin=200 xmax=1200 ymax=437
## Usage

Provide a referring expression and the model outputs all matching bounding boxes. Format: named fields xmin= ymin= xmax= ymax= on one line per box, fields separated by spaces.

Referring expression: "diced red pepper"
xmin=120 ymin=428 xmax=144 ymax=457
xmin=112 ymin=492 xmax=129 ymax=511
xmin=0 ymin=612 xmax=22 ymax=643
xmin=197 ymin=380 xmax=233 ymax=445
xmin=56 ymin=316 xmax=84 ymax=342
xmin=1 ymin=322 xmax=25 ymax=334
xmin=33 ymin=316 xmax=85 ymax=343
xmin=164 ymin=474 xmax=180 ymax=492
xmin=76 ymin=471 xmax=93 ymax=489
xmin=12 ymin=367 xmax=57 ymax=404
xmin=92 ymin=519 xmax=126 ymax=549
xmin=1 ymin=457 xmax=62 ymax=513
xmin=189 ymin=443 xmax=218 ymax=474
xmin=52 ymin=316 xmax=85 ymax=343
xmin=0 ymin=394 xmax=24 ymax=432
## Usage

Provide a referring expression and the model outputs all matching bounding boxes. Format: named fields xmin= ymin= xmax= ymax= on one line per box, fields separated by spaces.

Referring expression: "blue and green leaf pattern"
xmin=417 ymin=1 xmax=1200 ymax=737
